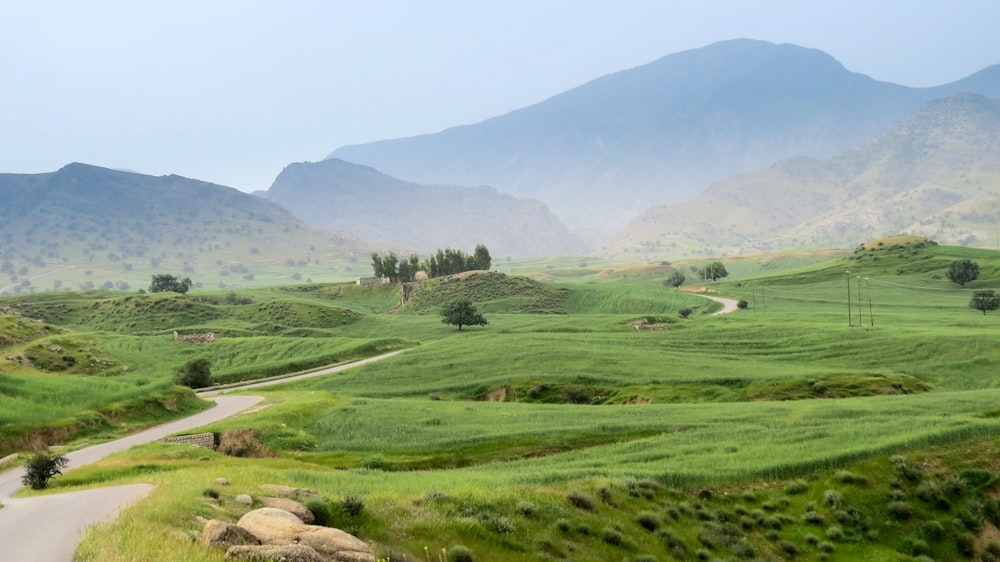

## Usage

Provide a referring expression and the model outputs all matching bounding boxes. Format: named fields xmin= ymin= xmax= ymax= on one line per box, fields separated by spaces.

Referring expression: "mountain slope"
xmin=0 ymin=163 xmax=365 ymax=294
xmin=262 ymin=159 xmax=583 ymax=258
xmin=329 ymin=39 xmax=1000 ymax=230
xmin=608 ymin=94 xmax=1000 ymax=259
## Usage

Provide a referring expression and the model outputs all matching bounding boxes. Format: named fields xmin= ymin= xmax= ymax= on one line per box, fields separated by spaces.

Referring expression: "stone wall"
xmin=163 ymin=432 xmax=216 ymax=450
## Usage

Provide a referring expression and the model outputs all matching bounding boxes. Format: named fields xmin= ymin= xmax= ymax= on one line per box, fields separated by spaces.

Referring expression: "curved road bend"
xmin=697 ymin=294 xmax=740 ymax=315
xmin=0 ymin=349 xmax=405 ymax=561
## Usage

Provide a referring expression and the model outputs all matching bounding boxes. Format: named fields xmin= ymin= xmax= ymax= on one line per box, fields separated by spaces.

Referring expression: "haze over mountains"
xmin=2 ymin=38 xmax=1000 ymax=296
xmin=330 ymin=39 xmax=1000 ymax=232
xmin=262 ymin=159 xmax=583 ymax=258
xmin=609 ymin=94 xmax=1000 ymax=258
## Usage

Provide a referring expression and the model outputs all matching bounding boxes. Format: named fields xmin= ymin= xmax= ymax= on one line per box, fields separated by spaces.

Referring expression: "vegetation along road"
xmin=0 ymin=351 xmax=404 ymax=561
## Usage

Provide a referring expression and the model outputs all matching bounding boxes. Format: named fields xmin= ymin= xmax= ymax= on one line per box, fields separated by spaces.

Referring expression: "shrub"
xmin=576 ymin=523 xmax=592 ymax=536
xmin=175 ymin=357 xmax=212 ymax=388
xmin=555 ymin=519 xmax=571 ymax=533
xmin=909 ymin=539 xmax=930 ymax=556
xmin=304 ymin=497 xmax=334 ymax=526
xmin=888 ymin=501 xmax=913 ymax=520
xmin=202 ymin=488 xmax=220 ymax=500
xmin=601 ymin=527 xmax=624 ymax=546
xmin=341 ymin=494 xmax=365 ymax=517
xmin=825 ymin=525 xmax=845 ymax=542
xmin=517 ymin=501 xmax=535 ymax=516
xmin=805 ymin=534 xmax=819 ymax=545
xmin=956 ymin=532 xmax=976 ymax=557
xmin=779 ymin=540 xmax=798 ymax=556
xmin=567 ymin=491 xmax=595 ymax=511
xmin=983 ymin=541 xmax=1000 ymax=562
xmin=678 ymin=307 xmax=693 ymax=319
xmin=448 ymin=545 xmax=474 ymax=562
xmin=634 ymin=555 xmax=658 ymax=562
xmin=637 ymin=511 xmax=661 ymax=531
xmin=785 ymin=480 xmax=808 ymax=495
xmin=737 ymin=299 xmax=748 ymax=309
xmin=801 ymin=511 xmax=825 ymax=525
xmin=922 ymin=519 xmax=945 ymax=539
xmin=823 ymin=490 xmax=844 ymax=508
xmin=21 ymin=451 xmax=69 ymax=490
xmin=818 ymin=541 xmax=836 ymax=553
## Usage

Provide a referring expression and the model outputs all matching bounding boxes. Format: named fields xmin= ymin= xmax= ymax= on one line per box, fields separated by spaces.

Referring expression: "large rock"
xmin=296 ymin=527 xmax=374 ymax=562
xmin=260 ymin=484 xmax=320 ymax=498
xmin=202 ymin=519 xmax=261 ymax=549
xmin=226 ymin=544 xmax=325 ymax=562
xmin=259 ymin=496 xmax=315 ymax=524
xmin=235 ymin=508 xmax=374 ymax=562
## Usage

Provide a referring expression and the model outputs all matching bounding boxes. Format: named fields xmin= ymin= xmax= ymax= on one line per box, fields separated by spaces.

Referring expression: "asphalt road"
xmin=697 ymin=294 xmax=741 ymax=315
xmin=0 ymin=349 xmax=406 ymax=560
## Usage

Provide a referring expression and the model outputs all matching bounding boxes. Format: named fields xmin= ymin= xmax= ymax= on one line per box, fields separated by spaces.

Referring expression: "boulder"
xmin=234 ymin=494 xmax=253 ymax=505
xmin=202 ymin=519 xmax=261 ymax=549
xmin=235 ymin=508 xmax=374 ymax=562
xmin=259 ymin=496 xmax=315 ymax=524
xmin=295 ymin=527 xmax=375 ymax=562
xmin=225 ymin=544 xmax=325 ymax=562
xmin=215 ymin=477 xmax=230 ymax=486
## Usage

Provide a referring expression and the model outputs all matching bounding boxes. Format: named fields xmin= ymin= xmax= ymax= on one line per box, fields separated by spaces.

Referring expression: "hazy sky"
xmin=2 ymin=0 xmax=998 ymax=192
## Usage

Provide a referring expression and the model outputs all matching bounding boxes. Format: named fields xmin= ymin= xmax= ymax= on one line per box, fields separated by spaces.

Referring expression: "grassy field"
xmin=5 ymin=238 xmax=1000 ymax=561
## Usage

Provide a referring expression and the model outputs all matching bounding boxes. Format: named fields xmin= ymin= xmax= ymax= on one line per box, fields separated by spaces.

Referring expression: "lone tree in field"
xmin=22 ymin=451 xmax=69 ymax=490
xmin=149 ymin=273 xmax=193 ymax=294
xmin=969 ymin=289 xmax=1000 ymax=315
xmin=441 ymin=299 xmax=488 ymax=331
xmin=946 ymin=259 xmax=979 ymax=287
xmin=664 ymin=269 xmax=686 ymax=288
xmin=176 ymin=358 xmax=212 ymax=388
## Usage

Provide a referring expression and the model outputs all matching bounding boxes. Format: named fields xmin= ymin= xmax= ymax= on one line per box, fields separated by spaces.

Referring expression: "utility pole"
xmin=846 ymin=270 xmax=852 ymax=327
xmin=866 ymin=277 xmax=874 ymax=327
xmin=856 ymin=275 xmax=863 ymax=327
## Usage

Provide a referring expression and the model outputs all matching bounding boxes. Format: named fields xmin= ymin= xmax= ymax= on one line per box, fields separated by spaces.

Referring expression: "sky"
xmin=2 ymin=0 xmax=998 ymax=192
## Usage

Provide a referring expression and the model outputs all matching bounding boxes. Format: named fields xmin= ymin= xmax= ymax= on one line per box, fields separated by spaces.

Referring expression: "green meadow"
xmin=4 ymin=237 xmax=1000 ymax=561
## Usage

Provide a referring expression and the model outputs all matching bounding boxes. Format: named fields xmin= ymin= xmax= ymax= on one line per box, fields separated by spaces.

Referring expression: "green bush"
xmin=567 ymin=490 xmax=595 ymax=511
xmin=637 ymin=511 xmax=661 ymax=531
xmin=21 ymin=451 xmax=69 ymax=490
xmin=601 ymin=527 xmax=624 ymax=546
xmin=887 ymin=501 xmax=913 ymax=520
xmin=785 ymin=480 xmax=808 ymax=495
xmin=448 ymin=545 xmax=474 ymax=562
xmin=341 ymin=494 xmax=365 ymax=517
xmin=175 ymin=357 xmax=212 ymax=388
xmin=304 ymin=497 xmax=334 ymax=526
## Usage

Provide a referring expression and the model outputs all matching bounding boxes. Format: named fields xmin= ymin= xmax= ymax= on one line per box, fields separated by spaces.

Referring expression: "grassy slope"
xmin=8 ymin=240 xmax=1000 ymax=561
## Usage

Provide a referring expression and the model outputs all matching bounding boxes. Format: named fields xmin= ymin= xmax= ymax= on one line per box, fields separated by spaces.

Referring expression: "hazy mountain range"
xmin=261 ymin=159 xmax=584 ymax=258
xmin=2 ymin=38 xmax=999 ymax=295
xmin=329 ymin=39 xmax=1000 ymax=233
xmin=608 ymin=93 xmax=1000 ymax=258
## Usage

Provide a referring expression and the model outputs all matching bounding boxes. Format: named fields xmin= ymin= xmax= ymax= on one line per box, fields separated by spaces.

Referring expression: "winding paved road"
xmin=697 ymin=293 xmax=741 ymax=315
xmin=0 ymin=350 xmax=404 ymax=561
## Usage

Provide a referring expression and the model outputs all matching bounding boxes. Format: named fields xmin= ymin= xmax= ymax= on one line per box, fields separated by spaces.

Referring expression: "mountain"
xmin=0 ymin=163 xmax=366 ymax=295
xmin=261 ymin=159 xmax=584 ymax=258
xmin=607 ymin=94 xmax=1000 ymax=259
xmin=328 ymin=39 xmax=1000 ymax=232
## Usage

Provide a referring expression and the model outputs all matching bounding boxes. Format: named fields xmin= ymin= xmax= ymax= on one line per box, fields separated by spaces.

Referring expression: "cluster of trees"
xmin=371 ymin=245 xmax=492 ymax=283
xmin=698 ymin=261 xmax=729 ymax=282
xmin=149 ymin=273 xmax=193 ymax=294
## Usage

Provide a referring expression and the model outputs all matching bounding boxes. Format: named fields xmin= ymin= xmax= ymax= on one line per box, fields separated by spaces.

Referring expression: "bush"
xmin=737 ymin=299 xmax=749 ymax=309
xmin=785 ymin=480 xmax=808 ymax=495
xmin=448 ymin=545 xmax=474 ymax=562
xmin=601 ymin=527 xmax=624 ymax=546
xmin=823 ymin=490 xmax=844 ymax=508
xmin=555 ymin=519 xmax=571 ymax=533
xmin=304 ymin=497 xmax=334 ymax=526
xmin=567 ymin=491 xmax=595 ymax=511
xmin=678 ymin=308 xmax=694 ymax=319
xmin=637 ymin=511 xmax=661 ymax=531
xmin=887 ymin=501 xmax=913 ymax=520
xmin=175 ymin=358 xmax=212 ymax=388
xmin=22 ymin=451 xmax=69 ymax=489
xmin=825 ymin=525 xmax=845 ymax=542
xmin=341 ymin=494 xmax=365 ymax=517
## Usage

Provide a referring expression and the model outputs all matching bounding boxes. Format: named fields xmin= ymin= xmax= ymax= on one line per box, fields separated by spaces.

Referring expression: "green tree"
xmin=946 ymin=259 xmax=979 ymax=287
xmin=176 ymin=358 xmax=212 ymax=388
xmin=473 ymin=244 xmax=492 ymax=271
xmin=969 ymin=289 xmax=1000 ymax=315
xmin=698 ymin=261 xmax=729 ymax=282
xmin=149 ymin=273 xmax=193 ymax=294
xmin=664 ymin=269 xmax=686 ymax=287
xmin=22 ymin=451 xmax=69 ymax=490
xmin=441 ymin=299 xmax=488 ymax=331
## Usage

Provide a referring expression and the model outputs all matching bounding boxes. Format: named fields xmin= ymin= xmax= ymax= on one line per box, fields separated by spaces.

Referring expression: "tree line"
xmin=371 ymin=245 xmax=492 ymax=282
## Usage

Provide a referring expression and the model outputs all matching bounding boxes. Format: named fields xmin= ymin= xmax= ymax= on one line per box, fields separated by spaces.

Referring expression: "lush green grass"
xmin=6 ymin=241 xmax=1000 ymax=561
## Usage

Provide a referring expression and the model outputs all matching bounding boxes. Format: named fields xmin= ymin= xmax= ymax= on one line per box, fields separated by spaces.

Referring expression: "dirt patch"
xmin=216 ymin=429 xmax=273 ymax=458
xmin=485 ymin=387 xmax=508 ymax=402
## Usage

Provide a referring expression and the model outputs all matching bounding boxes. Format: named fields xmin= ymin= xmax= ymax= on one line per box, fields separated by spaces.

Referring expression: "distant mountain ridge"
xmin=608 ymin=93 xmax=1000 ymax=258
xmin=329 ymin=39 xmax=1000 ymax=231
xmin=0 ymin=163 xmax=364 ymax=294
xmin=262 ymin=159 xmax=583 ymax=258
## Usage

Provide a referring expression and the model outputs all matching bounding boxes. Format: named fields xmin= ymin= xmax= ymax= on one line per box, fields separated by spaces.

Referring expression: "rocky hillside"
xmin=608 ymin=94 xmax=1000 ymax=259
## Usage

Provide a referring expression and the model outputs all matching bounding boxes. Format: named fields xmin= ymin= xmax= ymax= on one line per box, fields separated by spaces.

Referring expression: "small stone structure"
xmin=633 ymin=323 xmax=669 ymax=331
xmin=173 ymin=331 xmax=216 ymax=343
xmin=355 ymin=276 xmax=387 ymax=286
xmin=163 ymin=432 xmax=216 ymax=450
